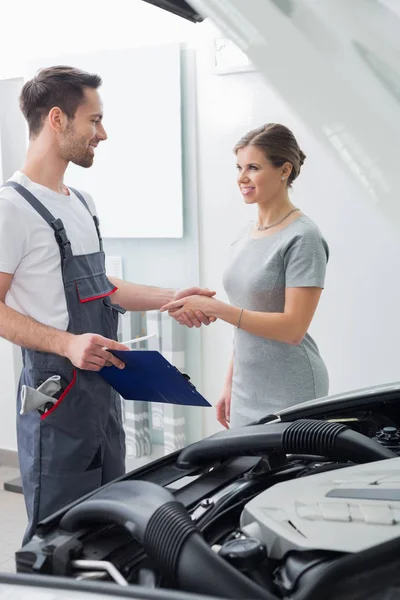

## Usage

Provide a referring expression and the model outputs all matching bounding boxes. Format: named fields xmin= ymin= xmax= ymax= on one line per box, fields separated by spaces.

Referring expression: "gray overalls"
xmin=3 ymin=181 xmax=126 ymax=544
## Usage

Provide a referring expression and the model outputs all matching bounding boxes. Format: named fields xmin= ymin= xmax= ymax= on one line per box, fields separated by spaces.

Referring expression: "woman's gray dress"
xmin=223 ymin=215 xmax=329 ymax=428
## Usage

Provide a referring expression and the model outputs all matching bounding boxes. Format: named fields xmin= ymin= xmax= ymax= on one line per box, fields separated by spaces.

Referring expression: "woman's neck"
xmin=257 ymin=193 xmax=294 ymax=227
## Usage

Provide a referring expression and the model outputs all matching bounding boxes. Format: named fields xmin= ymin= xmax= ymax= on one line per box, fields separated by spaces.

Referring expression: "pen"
xmin=121 ymin=334 xmax=157 ymax=345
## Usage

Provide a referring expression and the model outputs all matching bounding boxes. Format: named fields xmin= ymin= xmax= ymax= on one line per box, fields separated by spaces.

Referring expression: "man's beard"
xmin=60 ymin=125 xmax=94 ymax=168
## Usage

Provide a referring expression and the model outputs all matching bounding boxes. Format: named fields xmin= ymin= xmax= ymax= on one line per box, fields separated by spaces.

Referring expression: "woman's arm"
xmin=216 ymin=287 xmax=322 ymax=344
xmin=160 ymin=286 xmax=323 ymax=345
xmin=161 ymin=232 xmax=327 ymax=343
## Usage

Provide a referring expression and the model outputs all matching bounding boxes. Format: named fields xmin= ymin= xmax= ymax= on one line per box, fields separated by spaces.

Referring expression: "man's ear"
xmin=48 ymin=107 xmax=68 ymax=133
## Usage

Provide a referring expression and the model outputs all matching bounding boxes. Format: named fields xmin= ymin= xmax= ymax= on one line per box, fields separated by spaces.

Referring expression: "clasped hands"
xmin=161 ymin=287 xmax=220 ymax=328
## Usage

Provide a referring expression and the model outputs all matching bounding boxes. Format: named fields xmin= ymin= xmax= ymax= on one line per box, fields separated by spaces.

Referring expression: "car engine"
xmin=15 ymin=384 xmax=400 ymax=600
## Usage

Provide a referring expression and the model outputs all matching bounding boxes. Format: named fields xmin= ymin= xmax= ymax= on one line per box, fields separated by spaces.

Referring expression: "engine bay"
xmin=15 ymin=384 xmax=400 ymax=600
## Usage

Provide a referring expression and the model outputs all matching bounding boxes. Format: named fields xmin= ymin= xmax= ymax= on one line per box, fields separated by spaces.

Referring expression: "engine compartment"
xmin=241 ymin=458 xmax=400 ymax=558
xmin=15 ymin=386 xmax=400 ymax=600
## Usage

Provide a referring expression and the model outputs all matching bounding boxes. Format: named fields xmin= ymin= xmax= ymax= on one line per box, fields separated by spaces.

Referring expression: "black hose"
xmin=60 ymin=481 xmax=275 ymax=600
xmin=177 ymin=419 xmax=396 ymax=469
xmin=282 ymin=420 xmax=396 ymax=463
xmin=60 ymin=481 xmax=174 ymax=538
xmin=177 ymin=423 xmax=287 ymax=469
xmin=282 ymin=419 xmax=346 ymax=455
xmin=327 ymin=428 xmax=395 ymax=463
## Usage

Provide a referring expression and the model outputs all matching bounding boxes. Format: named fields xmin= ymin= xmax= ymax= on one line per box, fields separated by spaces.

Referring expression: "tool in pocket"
xmin=20 ymin=375 xmax=62 ymax=415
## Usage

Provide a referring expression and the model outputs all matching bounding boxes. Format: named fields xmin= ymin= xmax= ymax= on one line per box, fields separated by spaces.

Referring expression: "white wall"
xmin=0 ymin=342 xmax=19 ymax=452
xmin=0 ymin=0 xmax=195 ymax=80
xmin=192 ymin=21 xmax=400 ymax=437
xmin=0 ymin=2 xmax=201 ymax=452
xmin=0 ymin=78 xmax=27 ymax=452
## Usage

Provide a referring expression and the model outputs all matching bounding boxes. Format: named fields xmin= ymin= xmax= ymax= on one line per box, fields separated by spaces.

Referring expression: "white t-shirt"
xmin=0 ymin=171 xmax=100 ymax=330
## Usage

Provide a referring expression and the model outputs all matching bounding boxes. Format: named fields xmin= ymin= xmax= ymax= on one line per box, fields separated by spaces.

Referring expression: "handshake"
xmin=61 ymin=286 xmax=221 ymax=373
xmin=160 ymin=286 xmax=220 ymax=329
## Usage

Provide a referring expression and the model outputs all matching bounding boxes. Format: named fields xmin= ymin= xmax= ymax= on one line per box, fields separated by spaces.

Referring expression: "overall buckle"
xmin=51 ymin=219 xmax=72 ymax=258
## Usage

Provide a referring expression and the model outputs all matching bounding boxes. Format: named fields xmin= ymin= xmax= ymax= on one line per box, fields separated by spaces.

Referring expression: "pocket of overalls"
xmin=37 ymin=371 xmax=85 ymax=443
xmin=40 ymin=369 xmax=77 ymax=422
xmin=39 ymin=369 xmax=102 ymax=473
xmin=75 ymin=272 xmax=117 ymax=303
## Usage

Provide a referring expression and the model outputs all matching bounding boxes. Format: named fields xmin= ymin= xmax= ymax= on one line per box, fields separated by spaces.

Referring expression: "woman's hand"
xmin=172 ymin=288 xmax=217 ymax=327
xmin=216 ymin=386 xmax=231 ymax=429
xmin=160 ymin=294 xmax=221 ymax=321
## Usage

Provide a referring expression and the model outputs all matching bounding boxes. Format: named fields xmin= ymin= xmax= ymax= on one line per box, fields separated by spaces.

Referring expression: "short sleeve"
xmin=0 ymin=198 xmax=26 ymax=274
xmin=283 ymin=233 xmax=329 ymax=288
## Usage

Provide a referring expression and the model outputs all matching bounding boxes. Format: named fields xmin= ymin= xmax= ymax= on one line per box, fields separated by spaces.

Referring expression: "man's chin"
xmin=71 ymin=157 xmax=94 ymax=169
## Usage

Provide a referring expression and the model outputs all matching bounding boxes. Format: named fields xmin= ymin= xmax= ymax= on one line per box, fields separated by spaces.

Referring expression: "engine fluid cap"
xmin=377 ymin=426 xmax=400 ymax=446
xmin=219 ymin=538 xmax=267 ymax=569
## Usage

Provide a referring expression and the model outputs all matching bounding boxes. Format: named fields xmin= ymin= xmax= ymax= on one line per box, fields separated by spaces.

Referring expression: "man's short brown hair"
xmin=20 ymin=65 xmax=102 ymax=138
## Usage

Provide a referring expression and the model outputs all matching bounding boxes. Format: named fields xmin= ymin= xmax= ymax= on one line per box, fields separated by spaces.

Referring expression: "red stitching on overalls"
xmin=75 ymin=283 xmax=118 ymax=303
xmin=41 ymin=370 xmax=77 ymax=420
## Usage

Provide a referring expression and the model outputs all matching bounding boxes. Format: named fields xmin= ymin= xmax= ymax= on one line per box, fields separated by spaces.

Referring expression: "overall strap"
xmin=69 ymin=186 xmax=103 ymax=251
xmin=2 ymin=181 xmax=73 ymax=260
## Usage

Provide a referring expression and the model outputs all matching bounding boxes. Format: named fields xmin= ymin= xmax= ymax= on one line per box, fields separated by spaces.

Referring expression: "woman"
xmin=161 ymin=123 xmax=329 ymax=428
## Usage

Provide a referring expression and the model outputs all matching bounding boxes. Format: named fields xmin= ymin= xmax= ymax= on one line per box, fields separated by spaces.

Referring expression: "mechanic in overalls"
xmin=0 ymin=66 xmax=212 ymax=544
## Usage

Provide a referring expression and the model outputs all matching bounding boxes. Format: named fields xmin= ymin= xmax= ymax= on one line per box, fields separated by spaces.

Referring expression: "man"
xmin=0 ymin=65 xmax=212 ymax=543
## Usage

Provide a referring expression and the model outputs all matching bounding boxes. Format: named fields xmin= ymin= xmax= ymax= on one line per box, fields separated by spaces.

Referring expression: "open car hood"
xmin=188 ymin=0 xmax=400 ymax=226
xmin=274 ymin=380 xmax=400 ymax=422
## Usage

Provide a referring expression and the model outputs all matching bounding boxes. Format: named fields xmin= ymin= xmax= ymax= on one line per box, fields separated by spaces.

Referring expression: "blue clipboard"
xmin=99 ymin=350 xmax=211 ymax=407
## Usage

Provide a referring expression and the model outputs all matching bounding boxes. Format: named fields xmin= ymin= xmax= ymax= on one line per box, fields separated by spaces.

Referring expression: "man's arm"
xmin=108 ymin=277 xmax=176 ymax=311
xmin=0 ymin=273 xmax=127 ymax=371
xmin=108 ymin=277 xmax=216 ymax=327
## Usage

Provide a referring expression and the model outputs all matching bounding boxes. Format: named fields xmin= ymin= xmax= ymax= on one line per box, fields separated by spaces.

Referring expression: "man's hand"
xmin=172 ymin=287 xmax=217 ymax=328
xmin=161 ymin=294 xmax=220 ymax=317
xmin=64 ymin=333 xmax=130 ymax=371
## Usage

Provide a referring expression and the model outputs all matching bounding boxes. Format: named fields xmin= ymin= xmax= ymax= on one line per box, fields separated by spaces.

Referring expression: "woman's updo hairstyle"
xmin=234 ymin=123 xmax=306 ymax=187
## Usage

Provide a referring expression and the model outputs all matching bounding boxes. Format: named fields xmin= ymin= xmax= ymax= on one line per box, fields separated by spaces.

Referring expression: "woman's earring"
xmin=281 ymin=176 xmax=285 ymax=180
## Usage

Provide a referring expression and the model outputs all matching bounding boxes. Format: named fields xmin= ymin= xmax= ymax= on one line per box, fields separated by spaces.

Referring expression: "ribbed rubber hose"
xmin=282 ymin=419 xmax=347 ymax=456
xmin=282 ymin=419 xmax=396 ymax=463
xmin=177 ymin=419 xmax=396 ymax=469
xmin=61 ymin=481 xmax=274 ymax=600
